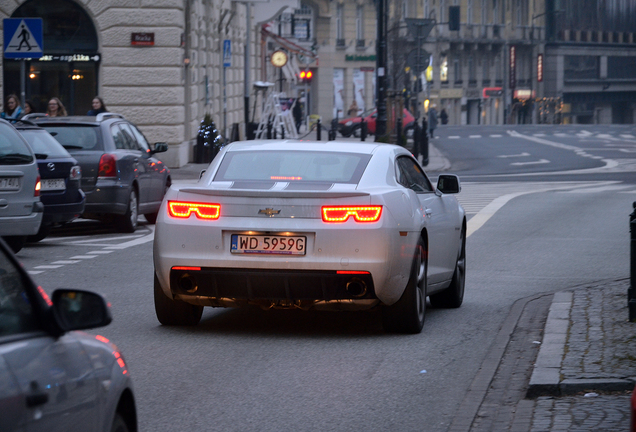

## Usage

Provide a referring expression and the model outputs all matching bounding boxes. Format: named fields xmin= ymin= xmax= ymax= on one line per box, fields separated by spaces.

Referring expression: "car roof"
xmin=28 ymin=113 xmax=126 ymax=125
xmin=223 ymin=139 xmax=402 ymax=155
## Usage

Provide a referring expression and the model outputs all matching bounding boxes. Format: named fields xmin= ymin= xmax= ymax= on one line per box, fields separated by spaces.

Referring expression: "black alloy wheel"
xmin=117 ymin=188 xmax=138 ymax=233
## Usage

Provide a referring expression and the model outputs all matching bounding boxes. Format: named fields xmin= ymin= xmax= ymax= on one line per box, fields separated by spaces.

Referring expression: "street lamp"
xmin=375 ymin=0 xmax=388 ymax=140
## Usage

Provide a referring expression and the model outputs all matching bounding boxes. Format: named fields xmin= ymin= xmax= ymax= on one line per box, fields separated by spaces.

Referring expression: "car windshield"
xmin=360 ymin=108 xmax=376 ymax=118
xmin=0 ymin=123 xmax=34 ymax=165
xmin=214 ymin=150 xmax=371 ymax=184
xmin=42 ymin=125 xmax=102 ymax=151
xmin=19 ymin=130 xmax=72 ymax=159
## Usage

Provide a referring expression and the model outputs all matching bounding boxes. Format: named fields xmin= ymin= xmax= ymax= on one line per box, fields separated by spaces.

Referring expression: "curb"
xmin=527 ymin=290 xmax=636 ymax=398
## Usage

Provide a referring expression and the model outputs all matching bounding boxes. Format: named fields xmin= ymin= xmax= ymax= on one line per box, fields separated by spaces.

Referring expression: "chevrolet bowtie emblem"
xmin=258 ymin=208 xmax=281 ymax=217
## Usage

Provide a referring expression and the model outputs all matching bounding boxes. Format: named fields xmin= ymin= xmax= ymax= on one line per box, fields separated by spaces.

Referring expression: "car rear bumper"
xmin=0 ymin=203 xmax=44 ymax=236
xmin=42 ymin=199 xmax=86 ymax=224
xmin=83 ymin=181 xmax=129 ymax=215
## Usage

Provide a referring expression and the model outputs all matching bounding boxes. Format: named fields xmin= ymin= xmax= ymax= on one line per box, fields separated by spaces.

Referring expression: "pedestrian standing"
xmin=440 ymin=108 xmax=448 ymax=125
xmin=23 ymin=100 xmax=36 ymax=115
xmin=87 ymin=96 xmax=107 ymax=116
xmin=292 ymin=99 xmax=303 ymax=133
xmin=428 ymin=104 xmax=438 ymax=138
xmin=347 ymin=100 xmax=359 ymax=117
xmin=1 ymin=94 xmax=23 ymax=120
xmin=46 ymin=98 xmax=67 ymax=117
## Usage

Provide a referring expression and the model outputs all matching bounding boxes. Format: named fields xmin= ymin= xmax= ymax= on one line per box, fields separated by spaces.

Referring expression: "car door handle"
xmin=26 ymin=392 xmax=49 ymax=407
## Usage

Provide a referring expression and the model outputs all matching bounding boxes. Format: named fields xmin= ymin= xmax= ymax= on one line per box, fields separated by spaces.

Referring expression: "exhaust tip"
xmin=346 ymin=278 xmax=367 ymax=298
xmin=179 ymin=273 xmax=198 ymax=293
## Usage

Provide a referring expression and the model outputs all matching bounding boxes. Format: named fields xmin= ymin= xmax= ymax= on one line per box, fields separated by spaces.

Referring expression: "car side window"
xmin=118 ymin=124 xmax=138 ymax=151
xmin=396 ymin=156 xmax=433 ymax=193
xmin=0 ymin=250 xmax=40 ymax=338
xmin=111 ymin=124 xmax=126 ymax=150
xmin=130 ymin=124 xmax=150 ymax=153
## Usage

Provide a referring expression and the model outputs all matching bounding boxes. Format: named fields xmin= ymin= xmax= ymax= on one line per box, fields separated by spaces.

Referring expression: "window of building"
xmin=493 ymin=0 xmax=499 ymax=24
xmin=440 ymin=56 xmax=449 ymax=82
xmin=440 ymin=0 xmax=445 ymax=24
xmin=336 ymin=4 xmax=344 ymax=42
xmin=467 ymin=0 xmax=473 ymax=24
xmin=607 ymin=56 xmax=636 ymax=79
xmin=495 ymin=54 xmax=502 ymax=82
xmin=482 ymin=0 xmax=487 ymax=24
xmin=356 ymin=5 xmax=364 ymax=41
xmin=454 ymin=58 xmax=462 ymax=83
xmin=468 ymin=56 xmax=476 ymax=83
xmin=564 ymin=56 xmax=599 ymax=80
xmin=424 ymin=0 xmax=429 ymax=19
xmin=482 ymin=54 xmax=490 ymax=81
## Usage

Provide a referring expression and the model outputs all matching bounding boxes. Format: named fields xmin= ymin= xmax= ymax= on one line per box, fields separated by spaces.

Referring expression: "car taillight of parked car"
xmin=98 ymin=154 xmax=117 ymax=177
xmin=70 ymin=165 xmax=82 ymax=180
xmin=35 ymin=175 xmax=40 ymax=197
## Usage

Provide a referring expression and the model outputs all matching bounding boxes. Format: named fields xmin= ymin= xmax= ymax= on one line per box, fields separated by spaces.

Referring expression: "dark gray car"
xmin=30 ymin=113 xmax=171 ymax=232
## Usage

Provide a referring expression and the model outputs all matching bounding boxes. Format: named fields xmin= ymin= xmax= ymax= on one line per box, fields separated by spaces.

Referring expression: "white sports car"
xmin=153 ymin=140 xmax=465 ymax=333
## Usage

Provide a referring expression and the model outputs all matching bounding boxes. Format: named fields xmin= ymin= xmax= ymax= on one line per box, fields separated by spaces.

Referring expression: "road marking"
xmin=620 ymin=134 xmax=635 ymax=139
xmin=34 ymin=265 xmax=63 ymax=269
xmin=28 ymin=271 xmax=44 ymax=275
xmin=597 ymin=134 xmax=613 ymax=139
xmin=490 ymin=134 xmax=503 ymax=138
xmin=449 ymin=136 xmax=460 ymax=139
xmin=70 ymin=255 xmax=98 ymax=259
xmin=510 ymin=159 xmax=550 ymax=166
xmin=87 ymin=250 xmax=115 ymax=254
xmin=498 ymin=152 xmax=530 ymax=158
xmin=52 ymin=260 xmax=81 ymax=264
xmin=469 ymin=135 xmax=482 ymax=138
xmin=533 ymin=133 xmax=546 ymax=137
xmin=558 ymin=184 xmax=635 ymax=193
xmin=105 ymin=228 xmax=155 ymax=249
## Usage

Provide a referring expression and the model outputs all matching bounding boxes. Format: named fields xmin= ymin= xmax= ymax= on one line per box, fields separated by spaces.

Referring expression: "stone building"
xmin=0 ymin=0 xmax=297 ymax=167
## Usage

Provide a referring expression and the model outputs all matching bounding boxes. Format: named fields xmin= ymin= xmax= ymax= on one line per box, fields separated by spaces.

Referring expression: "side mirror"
xmin=51 ymin=289 xmax=112 ymax=333
xmin=151 ymin=142 xmax=168 ymax=154
xmin=437 ymin=174 xmax=461 ymax=194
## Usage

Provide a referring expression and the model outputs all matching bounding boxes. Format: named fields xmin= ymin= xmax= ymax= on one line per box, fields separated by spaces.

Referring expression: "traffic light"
xmin=449 ymin=6 xmax=460 ymax=31
xmin=299 ymin=69 xmax=313 ymax=84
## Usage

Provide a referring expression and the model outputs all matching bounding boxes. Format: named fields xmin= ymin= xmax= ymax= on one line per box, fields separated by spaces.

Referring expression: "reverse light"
xmin=168 ymin=201 xmax=220 ymax=219
xmin=98 ymin=154 xmax=117 ymax=177
xmin=69 ymin=165 xmax=81 ymax=180
xmin=34 ymin=175 xmax=40 ymax=197
xmin=321 ymin=206 xmax=382 ymax=223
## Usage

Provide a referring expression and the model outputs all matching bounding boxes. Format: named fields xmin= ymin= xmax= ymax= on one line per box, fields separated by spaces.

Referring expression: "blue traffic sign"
xmin=3 ymin=18 xmax=43 ymax=59
xmin=223 ymin=39 xmax=231 ymax=68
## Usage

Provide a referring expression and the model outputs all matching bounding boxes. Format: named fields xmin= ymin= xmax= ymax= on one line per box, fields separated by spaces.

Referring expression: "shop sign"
xmin=509 ymin=45 xmax=516 ymax=89
xmin=482 ymin=87 xmax=503 ymax=98
xmin=360 ymin=66 xmax=374 ymax=72
xmin=514 ymin=89 xmax=535 ymax=99
xmin=345 ymin=54 xmax=376 ymax=62
xmin=36 ymin=53 xmax=100 ymax=62
xmin=537 ymin=53 xmax=543 ymax=82
xmin=131 ymin=33 xmax=154 ymax=46
xmin=439 ymin=88 xmax=463 ymax=99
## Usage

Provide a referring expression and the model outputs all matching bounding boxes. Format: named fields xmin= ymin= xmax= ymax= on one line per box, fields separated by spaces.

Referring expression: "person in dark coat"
xmin=428 ymin=105 xmax=438 ymax=138
xmin=87 ymin=96 xmax=108 ymax=116
xmin=292 ymin=99 xmax=303 ymax=133
xmin=440 ymin=108 xmax=448 ymax=125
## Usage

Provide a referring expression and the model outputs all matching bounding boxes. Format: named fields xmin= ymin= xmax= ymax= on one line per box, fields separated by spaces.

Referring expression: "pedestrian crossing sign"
xmin=3 ymin=18 xmax=43 ymax=59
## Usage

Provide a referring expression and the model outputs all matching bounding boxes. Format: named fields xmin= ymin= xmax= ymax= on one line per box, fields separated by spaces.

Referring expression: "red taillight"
xmin=98 ymin=154 xmax=117 ymax=177
xmin=172 ymin=266 xmax=201 ymax=271
xmin=321 ymin=206 xmax=382 ymax=223
xmin=168 ymin=201 xmax=221 ymax=220
xmin=34 ymin=175 xmax=40 ymax=197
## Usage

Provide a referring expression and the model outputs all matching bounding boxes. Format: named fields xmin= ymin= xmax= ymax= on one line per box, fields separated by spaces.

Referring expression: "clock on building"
xmin=270 ymin=50 xmax=288 ymax=68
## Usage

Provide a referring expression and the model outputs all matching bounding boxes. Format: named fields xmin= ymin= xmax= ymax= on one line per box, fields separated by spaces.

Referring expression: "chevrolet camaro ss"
xmin=153 ymin=140 xmax=466 ymax=333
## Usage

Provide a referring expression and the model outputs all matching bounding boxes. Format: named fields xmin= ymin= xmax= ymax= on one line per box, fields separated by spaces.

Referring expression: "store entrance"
xmin=3 ymin=0 xmax=99 ymax=115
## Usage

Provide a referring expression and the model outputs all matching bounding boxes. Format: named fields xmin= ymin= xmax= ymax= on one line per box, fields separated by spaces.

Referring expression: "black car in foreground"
xmin=15 ymin=121 xmax=85 ymax=241
xmin=28 ymin=113 xmax=171 ymax=233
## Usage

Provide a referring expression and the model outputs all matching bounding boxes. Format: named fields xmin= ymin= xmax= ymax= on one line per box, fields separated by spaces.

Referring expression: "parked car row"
xmin=0 ymin=113 xmax=172 ymax=252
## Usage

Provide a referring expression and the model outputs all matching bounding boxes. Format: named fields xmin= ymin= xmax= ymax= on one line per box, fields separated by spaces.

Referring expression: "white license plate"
xmin=0 ymin=177 xmax=20 ymax=191
xmin=231 ymin=234 xmax=306 ymax=255
xmin=41 ymin=178 xmax=66 ymax=191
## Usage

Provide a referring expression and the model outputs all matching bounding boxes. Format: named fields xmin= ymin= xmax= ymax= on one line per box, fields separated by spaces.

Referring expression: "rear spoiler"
xmin=178 ymin=187 xmax=370 ymax=199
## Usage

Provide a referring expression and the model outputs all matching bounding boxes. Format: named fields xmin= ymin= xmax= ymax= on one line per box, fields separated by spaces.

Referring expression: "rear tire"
xmin=116 ymin=188 xmax=138 ymax=233
xmin=154 ymin=273 xmax=203 ymax=326
xmin=382 ymin=238 xmax=427 ymax=334
xmin=27 ymin=224 xmax=51 ymax=243
xmin=430 ymin=224 xmax=466 ymax=308
xmin=111 ymin=413 xmax=130 ymax=432
xmin=3 ymin=236 xmax=26 ymax=253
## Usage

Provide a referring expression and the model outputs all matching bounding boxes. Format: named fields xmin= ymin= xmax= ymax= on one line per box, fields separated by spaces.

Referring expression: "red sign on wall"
xmin=131 ymin=33 xmax=155 ymax=46
xmin=537 ymin=53 xmax=544 ymax=82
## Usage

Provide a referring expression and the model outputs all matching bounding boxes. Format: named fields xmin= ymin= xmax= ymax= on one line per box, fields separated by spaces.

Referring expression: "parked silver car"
xmin=0 ymin=237 xmax=137 ymax=432
xmin=0 ymin=119 xmax=43 ymax=252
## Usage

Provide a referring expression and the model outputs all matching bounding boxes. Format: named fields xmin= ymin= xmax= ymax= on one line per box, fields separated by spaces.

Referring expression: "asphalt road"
xmin=15 ymin=125 xmax=634 ymax=431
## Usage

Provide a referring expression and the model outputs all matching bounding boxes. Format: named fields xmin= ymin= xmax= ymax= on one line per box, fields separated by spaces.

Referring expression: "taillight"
xmin=69 ymin=165 xmax=81 ymax=180
xmin=98 ymin=154 xmax=117 ymax=177
xmin=321 ymin=206 xmax=382 ymax=223
xmin=34 ymin=175 xmax=40 ymax=197
xmin=168 ymin=201 xmax=221 ymax=220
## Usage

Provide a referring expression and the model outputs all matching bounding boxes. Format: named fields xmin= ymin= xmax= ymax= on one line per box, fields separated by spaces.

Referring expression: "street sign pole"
xmin=223 ymin=40 xmax=231 ymax=139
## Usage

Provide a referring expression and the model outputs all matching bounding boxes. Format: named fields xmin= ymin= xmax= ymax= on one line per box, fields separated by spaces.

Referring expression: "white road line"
xmin=65 ymin=234 xmax=147 ymax=244
xmin=490 ymin=134 xmax=503 ymax=138
xmin=498 ymin=152 xmax=530 ymax=158
xmin=469 ymin=135 xmax=482 ymax=138
xmin=448 ymin=136 xmax=460 ymax=139
xmin=510 ymin=159 xmax=550 ymax=166
xmin=52 ymin=260 xmax=81 ymax=265
xmin=620 ymin=134 xmax=635 ymax=139
xmin=28 ymin=271 xmax=44 ymax=275
xmin=70 ymin=255 xmax=99 ymax=259
xmin=597 ymin=134 xmax=613 ymax=139
xmin=533 ymin=133 xmax=546 ymax=137
xmin=87 ymin=250 xmax=115 ymax=254
xmin=105 ymin=228 xmax=155 ymax=250
xmin=558 ymin=185 xmax=635 ymax=193
xmin=34 ymin=265 xmax=64 ymax=269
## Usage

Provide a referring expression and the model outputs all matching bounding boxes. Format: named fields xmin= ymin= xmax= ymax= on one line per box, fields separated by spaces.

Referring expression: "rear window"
xmin=214 ymin=150 xmax=371 ymax=184
xmin=19 ymin=130 xmax=72 ymax=159
xmin=0 ymin=122 xmax=34 ymax=165
xmin=42 ymin=125 xmax=102 ymax=151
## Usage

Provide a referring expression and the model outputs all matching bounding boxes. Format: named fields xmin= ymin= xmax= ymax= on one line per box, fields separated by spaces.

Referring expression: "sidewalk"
xmin=169 ymin=133 xmax=451 ymax=182
xmin=527 ymin=279 xmax=635 ymax=431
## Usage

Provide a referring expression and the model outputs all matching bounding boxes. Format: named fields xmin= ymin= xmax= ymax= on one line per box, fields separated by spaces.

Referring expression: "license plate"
xmin=231 ymin=234 xmax=306 ymax=255
xmin=0 ymin=177 xmax=20 ymax=191
xmin=40 ymin=178 xmax=66 ymax=191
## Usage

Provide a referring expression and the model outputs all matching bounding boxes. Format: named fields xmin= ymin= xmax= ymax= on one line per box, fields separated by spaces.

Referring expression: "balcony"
xmin=336 ymin=38 xmax=346 ymax=49
xmin=356 ymin=39 xmax=366 ymax=50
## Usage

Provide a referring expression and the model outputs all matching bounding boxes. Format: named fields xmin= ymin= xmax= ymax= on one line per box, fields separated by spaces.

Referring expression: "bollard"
xmin=361 ymin=120 xmax=367 ymax=141
xmin=316 ymin=119 xmax=322 ymax=141
xmin=267 ymin=118 xmax=273 ymax=139
xmin=420 ymin=117 xmax=429 ymax=166
xmin=281 ymin=126 xmax=285 ymax=139
xmin=630 ymin=202 xmax=636 ymax=322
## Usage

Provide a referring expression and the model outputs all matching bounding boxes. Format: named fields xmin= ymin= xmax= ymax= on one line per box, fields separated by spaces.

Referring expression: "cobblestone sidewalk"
xmin=529 ymin=279 xmax=636 ymax=431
